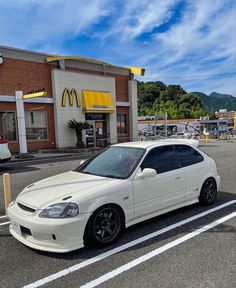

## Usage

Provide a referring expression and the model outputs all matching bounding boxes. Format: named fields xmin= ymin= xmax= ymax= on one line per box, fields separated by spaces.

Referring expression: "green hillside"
xmin=209 ymin=92 xmax=233 ymax=99
xmin=137 ymin=81 xmax=236 ymax=119
xmin=137 ymin=81 xmax=206 ymax=119
xmin=191 ymin=92 xmax=236 ymax=112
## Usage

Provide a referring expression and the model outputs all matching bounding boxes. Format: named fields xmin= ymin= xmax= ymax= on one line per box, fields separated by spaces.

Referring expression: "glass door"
xmin=95 ymin=120 xmax=107 ymax=147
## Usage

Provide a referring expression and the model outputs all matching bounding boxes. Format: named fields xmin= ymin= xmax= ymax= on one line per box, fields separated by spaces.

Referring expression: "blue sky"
xmin=0 ymin=0 xmax=236 ymax=96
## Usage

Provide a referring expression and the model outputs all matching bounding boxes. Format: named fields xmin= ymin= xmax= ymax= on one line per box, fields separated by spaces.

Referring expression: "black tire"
xmin=199 ymin=178 xmax=217 ymax=205
xmin=84 ymin=205 xmax=124 ymax=248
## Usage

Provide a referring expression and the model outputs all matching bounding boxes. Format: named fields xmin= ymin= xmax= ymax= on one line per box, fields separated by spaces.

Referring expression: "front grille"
xmin=17 ymin=202 xmax=36 ymax=213
xmin=20 ymin=225 xmax=32 ymax=236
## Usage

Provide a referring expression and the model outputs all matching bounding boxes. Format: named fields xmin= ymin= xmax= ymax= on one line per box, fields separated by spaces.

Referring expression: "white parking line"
xmin=0 ymin=221 xmax=10 ymax=226
xmin=0 ymin=215 xmax=7 ymax=219
xmin=80 ymin=212 xmax=236 ymax=288
xmin=23 ymin=200 xmax=236 ymax=288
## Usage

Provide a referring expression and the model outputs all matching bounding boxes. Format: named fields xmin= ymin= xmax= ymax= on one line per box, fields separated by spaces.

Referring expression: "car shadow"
xmin=0 ymin=164 xmax=40 ymax=175
xmin=33 ymin=190 xmax=236 ymax=261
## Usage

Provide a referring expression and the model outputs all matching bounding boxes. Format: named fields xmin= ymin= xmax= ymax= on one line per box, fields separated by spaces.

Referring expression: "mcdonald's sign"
xmin=61 ymin=88 xmax=80 ymax=107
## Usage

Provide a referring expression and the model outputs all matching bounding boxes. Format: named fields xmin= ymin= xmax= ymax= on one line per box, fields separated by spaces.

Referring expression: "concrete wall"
xmin=52 ymin=69 xmax=117 ymax=148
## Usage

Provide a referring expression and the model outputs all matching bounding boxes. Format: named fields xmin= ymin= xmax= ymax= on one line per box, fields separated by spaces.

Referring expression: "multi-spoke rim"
xmin=203 ymin=178 xmax=216 ymax=201
xmin=93 ymin=207 xmax=120 ymax=243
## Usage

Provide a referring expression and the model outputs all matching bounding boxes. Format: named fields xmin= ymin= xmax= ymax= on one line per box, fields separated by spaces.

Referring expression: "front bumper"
xmin=7 ymin=202 xmax=91 ymax=253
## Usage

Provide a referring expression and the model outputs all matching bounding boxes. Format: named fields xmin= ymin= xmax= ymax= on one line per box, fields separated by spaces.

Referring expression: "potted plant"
xmin=68 ymin=119 xmax=91 ymax=148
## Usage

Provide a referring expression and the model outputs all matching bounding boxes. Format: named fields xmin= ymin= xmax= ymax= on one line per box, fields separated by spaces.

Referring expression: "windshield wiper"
xmin=102 ymin=174 xmax=122 ymax=179
xmin=81 ymin=171 xmax=94 ymax=175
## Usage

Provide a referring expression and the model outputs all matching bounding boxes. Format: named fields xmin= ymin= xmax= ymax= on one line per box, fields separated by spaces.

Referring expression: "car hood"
xmin=17 ymin=171 xmax=121 ymax=209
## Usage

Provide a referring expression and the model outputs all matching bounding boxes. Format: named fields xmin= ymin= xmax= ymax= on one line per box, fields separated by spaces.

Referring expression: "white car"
xmin=7 ymin=141 xmax=220 ymax=253
xmin=171 ymin=131 xmax=191 ymax=139
xmin=162 ymin=138 xmax=199 ymax=148
xmin=0 ymin=135 xmax=11 ymax=162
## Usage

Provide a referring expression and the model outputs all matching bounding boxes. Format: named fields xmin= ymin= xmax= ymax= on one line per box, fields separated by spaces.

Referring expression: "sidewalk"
xmin=10 ymin=147 xmax=103 ymax=163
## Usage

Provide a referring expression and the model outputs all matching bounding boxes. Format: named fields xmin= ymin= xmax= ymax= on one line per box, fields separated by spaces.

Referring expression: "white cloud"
xmin=0 ymin=0 xmax=110 ymax=49
xmin=117 ymin=0 xmax=236 ymax=95
xmin=155 ymin=0 xmax=236 ymax=64
xmin=101 ymin=0 xmax=180 ymax=41
xmin=0 ymin=0 xmax=235 ymax=95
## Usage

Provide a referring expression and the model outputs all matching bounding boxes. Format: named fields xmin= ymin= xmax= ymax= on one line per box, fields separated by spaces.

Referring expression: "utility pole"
xmin=165 ymin=113 xmax=168 ymax=138
xmin=154 ymin=114 xmax=157 ymax=139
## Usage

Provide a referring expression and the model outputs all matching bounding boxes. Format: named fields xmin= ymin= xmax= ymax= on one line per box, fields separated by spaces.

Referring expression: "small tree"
xmin=68 ymin=119 xmax=91 ymax=148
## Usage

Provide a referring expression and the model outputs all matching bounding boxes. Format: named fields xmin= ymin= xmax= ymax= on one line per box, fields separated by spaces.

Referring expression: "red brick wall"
xmin=0 ymin=102 xmax=55 ymax=153
xmin=63 ymin=67 xmax=129 ymax=102
xmin=0 ymin=58 xmax=53 ymax=97
xmin=115 ymin=75 xmax=129 ymax=102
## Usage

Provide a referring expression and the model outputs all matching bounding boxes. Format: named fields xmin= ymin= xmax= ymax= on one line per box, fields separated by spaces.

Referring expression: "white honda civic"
xmin=7 ymin=140 xmax=220 ymax=253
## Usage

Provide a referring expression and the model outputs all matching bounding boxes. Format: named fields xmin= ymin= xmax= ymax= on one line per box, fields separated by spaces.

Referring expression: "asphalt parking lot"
xmin=0 ymin=141 xmax=235 ymax=288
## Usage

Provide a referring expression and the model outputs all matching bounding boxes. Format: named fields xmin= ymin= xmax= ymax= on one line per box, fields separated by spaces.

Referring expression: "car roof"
xmin=112 ymin=139 xmax=199 ymax=149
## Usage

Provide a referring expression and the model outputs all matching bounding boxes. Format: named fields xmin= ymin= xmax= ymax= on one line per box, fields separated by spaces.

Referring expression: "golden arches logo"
xmin=61 ymin=88 xmax=80 ymax=107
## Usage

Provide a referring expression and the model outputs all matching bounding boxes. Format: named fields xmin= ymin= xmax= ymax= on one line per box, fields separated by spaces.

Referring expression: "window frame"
xmin=0 ymin=110 xmax=18 ymax=143
xmin=140 ymin=145 xmax=182 ymax=174
xmin=173 ymin=144 xmax=204 ymax=167
xmin=25 ymin=110 xmax=49 ymax=142
xmin=117 ymin=113 xmax=128 ymax=136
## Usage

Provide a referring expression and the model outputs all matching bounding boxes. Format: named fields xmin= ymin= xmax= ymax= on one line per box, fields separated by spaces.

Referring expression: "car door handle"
xmin=175 ymin=175 xmax=182 ymax=180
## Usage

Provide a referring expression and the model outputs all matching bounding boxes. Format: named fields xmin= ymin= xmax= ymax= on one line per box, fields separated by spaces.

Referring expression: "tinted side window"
xmin=175 ymin=145 xmax=204 ymax=167
xmin=141 ymin=146 xmax=180 ymax=174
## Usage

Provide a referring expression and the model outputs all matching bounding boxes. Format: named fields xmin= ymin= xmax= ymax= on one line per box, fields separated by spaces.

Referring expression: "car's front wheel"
xmin=199 ymin=177 xmax=217 ymax=205
xmin=84 ymin=205 xmax=124 ymax=248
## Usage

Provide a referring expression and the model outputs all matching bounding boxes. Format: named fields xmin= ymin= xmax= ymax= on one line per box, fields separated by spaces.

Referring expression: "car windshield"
xmin=76 ymin=146 xmax=145 ymax=179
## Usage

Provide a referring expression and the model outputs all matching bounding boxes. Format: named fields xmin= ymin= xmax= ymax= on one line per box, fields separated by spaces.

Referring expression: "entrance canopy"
xmin=82 ymin=91 xmax=115 ymax=113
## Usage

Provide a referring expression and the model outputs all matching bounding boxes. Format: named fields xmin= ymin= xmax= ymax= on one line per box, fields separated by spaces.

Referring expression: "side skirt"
xmin=126 ymin=199 xmax=199 ymax=228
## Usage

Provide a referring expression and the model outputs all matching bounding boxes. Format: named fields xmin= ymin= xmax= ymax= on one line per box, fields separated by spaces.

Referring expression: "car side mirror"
xmin=139 ymin=168 xmax=157 ymax=178
xmin=80 ymin=159 xmax=86 ymax=165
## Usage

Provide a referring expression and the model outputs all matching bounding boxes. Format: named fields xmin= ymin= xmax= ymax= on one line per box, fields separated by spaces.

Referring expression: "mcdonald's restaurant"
xmin=0 ymin=45 xmax=145 ymax=153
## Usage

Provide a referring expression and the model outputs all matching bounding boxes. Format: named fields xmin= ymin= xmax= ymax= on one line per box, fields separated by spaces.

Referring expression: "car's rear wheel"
xmin=84 ymin=205 xmax=124 ymax=248
xmin=199 ymin=178 xmax=217 ymax=205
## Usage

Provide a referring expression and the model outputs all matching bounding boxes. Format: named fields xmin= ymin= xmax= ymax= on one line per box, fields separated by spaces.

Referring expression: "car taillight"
xmin=0 ymin=138 xmax=8 ymax=144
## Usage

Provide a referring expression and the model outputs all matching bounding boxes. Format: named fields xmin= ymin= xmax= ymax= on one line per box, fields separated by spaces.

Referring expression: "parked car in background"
xmin=162 ymin=138 xmax=199 ymax=148
xmin=0 ymin=135 xmax=11 ymax=162
xmin=7 ymin=140 xmax=220 ymax=253
xmin=171 ymin=131 xmax=191 ymax=139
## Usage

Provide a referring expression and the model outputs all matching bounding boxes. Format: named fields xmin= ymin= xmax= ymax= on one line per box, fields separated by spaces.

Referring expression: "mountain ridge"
xmin=209 ymin=92 xmax=234 ymax=99
xmin=191 ymin=91 xmax=236 ymax=112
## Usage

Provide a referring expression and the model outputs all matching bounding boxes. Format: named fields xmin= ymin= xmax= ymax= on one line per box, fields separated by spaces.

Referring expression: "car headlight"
xmin=39 ymin=203 xmax=79 ymax=218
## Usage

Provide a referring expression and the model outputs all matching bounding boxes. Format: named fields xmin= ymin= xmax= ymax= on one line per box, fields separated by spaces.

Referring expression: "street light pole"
xmin=154 ymin=114 xmax=157 ymax=139
xmin=165 ymin=113 xmax=168 ymax=138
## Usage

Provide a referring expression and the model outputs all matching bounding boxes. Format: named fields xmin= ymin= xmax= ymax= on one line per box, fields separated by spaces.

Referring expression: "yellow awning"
xmin=82 ymin=91 xmax=115 ymax=113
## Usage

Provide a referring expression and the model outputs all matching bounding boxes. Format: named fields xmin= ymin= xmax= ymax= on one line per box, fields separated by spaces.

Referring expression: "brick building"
xmin=0 ymin=45 xmax=144 ymax=152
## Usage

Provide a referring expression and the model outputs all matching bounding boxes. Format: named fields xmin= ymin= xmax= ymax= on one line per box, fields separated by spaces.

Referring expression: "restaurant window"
xmin=25 ymin=111 xmax=48 ymax=140
xmin=0 ymin=112 xmax=17 ymax=141
xmin=117 ymin=114 xmax=128 ymax=135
